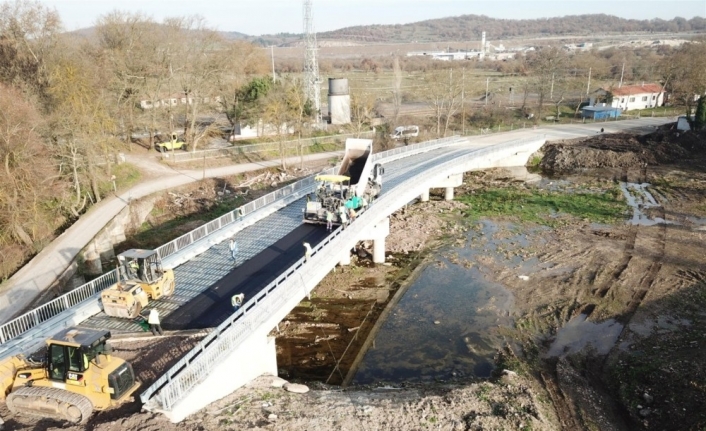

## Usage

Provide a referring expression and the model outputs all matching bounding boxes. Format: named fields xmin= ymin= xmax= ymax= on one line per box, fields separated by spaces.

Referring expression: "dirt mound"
xmin=539 ymin=127 xmax=705 ymax=172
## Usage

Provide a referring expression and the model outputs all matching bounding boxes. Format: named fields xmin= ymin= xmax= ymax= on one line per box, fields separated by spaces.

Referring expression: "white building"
xmin=609 ymin=84 xmax=664 ymax=111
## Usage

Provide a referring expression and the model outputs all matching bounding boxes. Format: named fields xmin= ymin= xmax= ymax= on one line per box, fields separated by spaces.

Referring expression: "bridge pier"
xmin=445 ymin=187 xmax=454 ymax=201
xmin=163 ymin=334 xmax=277 ymax=423
xmin=420 ymin=190 xmax=430 ymax=202
xmin=340 ymin=249 xmax=351 ymax=266
xmin=359 ymin=217 xmax=389 ymax=264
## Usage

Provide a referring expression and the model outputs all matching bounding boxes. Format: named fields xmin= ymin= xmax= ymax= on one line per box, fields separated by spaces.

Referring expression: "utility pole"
xmin=550 ymin=73 xmax=555 ymax=100
xmin=461 ymin=68 xmax=466 ymax=135
xmin=485 ymin=77 xmax=489 ymax=106
xmin=271 ymin=45 xmax=276 ymax=83
xmin=303 ymin=0 xmax=321 ymax=124
xmin=586 ymin=67 xmax=592 ymax=98
xmin=619 ymin=62 xmax=625 ymax=88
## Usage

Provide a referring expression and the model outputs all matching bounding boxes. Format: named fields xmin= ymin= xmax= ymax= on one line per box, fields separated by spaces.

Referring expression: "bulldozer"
xmin=0 ymin=327 xmax=140 ymax=424
xmin=100 ymin=249 xmax=175 ymax=319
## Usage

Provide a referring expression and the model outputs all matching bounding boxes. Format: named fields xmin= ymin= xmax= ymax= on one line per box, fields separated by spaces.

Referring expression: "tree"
xmin=423 ymin=68 xmax=463 ymax=137
xmin=694 ymin=96 xmax=706 ymax=130
xmin=350 ymin=90 xmax=376 ymax=137
xmin=0 ymin=84 xmax=56 ymax=251
xmin=527 ymin=47 xmax=567 ymax=120
xmin=261 ymin=82 xmax=296 ymax=169
xmin=660 ymin=39 xmax=706 ymax=120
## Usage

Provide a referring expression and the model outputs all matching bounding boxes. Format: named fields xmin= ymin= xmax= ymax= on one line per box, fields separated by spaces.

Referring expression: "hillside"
xmin=247 ymin=14 xmax=706 ymax=46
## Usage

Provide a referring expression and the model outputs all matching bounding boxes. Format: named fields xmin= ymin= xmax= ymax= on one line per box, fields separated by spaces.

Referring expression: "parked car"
xmin=155 ymin=133 xmax=188 ymax=152
xmin=390 ymin=125 xmax=419 ymax=140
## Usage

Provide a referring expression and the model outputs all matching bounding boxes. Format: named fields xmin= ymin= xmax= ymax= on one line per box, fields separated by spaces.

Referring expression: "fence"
xmin=163 ymin=131 xmax=374 ymax=163
xmin=140 ymin=134 xmax=540 ymax=411
xmin=458 ymin=107 xmax=681 ymax=136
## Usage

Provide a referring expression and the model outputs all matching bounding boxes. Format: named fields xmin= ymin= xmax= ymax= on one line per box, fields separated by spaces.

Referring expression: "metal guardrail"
xmin=164 ymin=131 xmax=374 ymax=163
xmin=0 ymin=134 xmax=463 ymax=349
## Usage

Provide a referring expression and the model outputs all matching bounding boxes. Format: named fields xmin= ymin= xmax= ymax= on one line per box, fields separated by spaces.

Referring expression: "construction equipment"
xmin=0 ymin=327 xmax=140 ymax=424
xmin=155 ymin=133 xmax=188 ymax=152
xmin=100 ymin=249 xmax=175 ymax=319
xmin=304 ymin=138 xmax=383 ymax=226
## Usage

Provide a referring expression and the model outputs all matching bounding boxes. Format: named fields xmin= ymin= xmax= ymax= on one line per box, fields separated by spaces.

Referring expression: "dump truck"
xmin=100 ymin=249 xmax=175 ymax=319
xmin=0 ymin=327 xmax=139 ymax=424
xmin=304 ymin=138 xmax=384 ymax=226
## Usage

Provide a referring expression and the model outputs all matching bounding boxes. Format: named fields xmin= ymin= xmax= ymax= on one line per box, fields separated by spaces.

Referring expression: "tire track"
xmin=594 ymin=225 xmax=637 ymax=298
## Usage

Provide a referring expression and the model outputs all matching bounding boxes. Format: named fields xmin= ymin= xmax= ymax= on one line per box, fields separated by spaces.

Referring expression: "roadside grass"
xmin=458 ymin=187 xmax=627 ymax=227
xmin=98 ymin=163 xmax=142 ymax=197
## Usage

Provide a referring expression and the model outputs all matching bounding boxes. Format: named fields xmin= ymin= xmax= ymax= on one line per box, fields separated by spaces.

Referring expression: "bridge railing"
xmin=0 ymin=135 xmax=466 ymax=349
xmin=141 ymin=135 xmax=554 ymax=411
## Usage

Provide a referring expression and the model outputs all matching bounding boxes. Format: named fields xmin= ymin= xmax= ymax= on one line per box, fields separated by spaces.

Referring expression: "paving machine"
xmin=304 ymin=138 xmax=384 ymax=226
xmin=100 ymin=249 xmax=175 ymax=319
xmin=0 ymin=327 xmax=140 ymax=424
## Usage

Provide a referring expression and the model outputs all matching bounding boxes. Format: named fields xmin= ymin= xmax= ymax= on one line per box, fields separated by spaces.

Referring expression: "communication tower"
xmin=303 ymin=0 xmax=321 ymax=122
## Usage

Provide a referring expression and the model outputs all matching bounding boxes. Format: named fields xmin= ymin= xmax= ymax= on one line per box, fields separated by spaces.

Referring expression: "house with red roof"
xmin=607 ymin=83 xmax=665 ymax=111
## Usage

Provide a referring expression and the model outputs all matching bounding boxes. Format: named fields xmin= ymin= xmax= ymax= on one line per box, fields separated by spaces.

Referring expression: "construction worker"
xmin=148 ymin=308 xmax=163 ymax=336
xmin=326 ymin=210 xmax=333 ymax=231
xmin=348 ymin=207 xmax=357 ymax=222
xmin=229 ymin=238 xmax=239 ymax=262
xmin=129 ymin=260 xmax=139 ymax=278
xmin=231 ymin=293 xmax=245 ymax=311
xmin=339 ymin=205 xmax=348 ymax=227
xmin=303 ymin=242 xmax=312 ymax=262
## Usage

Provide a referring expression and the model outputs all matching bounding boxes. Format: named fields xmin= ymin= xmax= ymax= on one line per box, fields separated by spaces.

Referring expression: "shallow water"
xmin=352 ymin=223 xmax=516 ymax=384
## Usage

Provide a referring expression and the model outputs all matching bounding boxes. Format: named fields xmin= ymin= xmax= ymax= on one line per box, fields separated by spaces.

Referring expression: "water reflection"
xmin=353 ymin=228 xmax=515 ymax=385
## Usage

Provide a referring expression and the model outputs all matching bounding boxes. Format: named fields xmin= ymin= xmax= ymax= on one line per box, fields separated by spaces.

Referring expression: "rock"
xmin=434 ymin=320 xmax=441 ymax=325
xmin=518 ymin=275 xmax=529 ymax=281
xmin=283 ymin=383 xmax=309 ymax=394
xmin=643 ymin=392 xmax=654 ymax=404
xmin=271 ymin=377 xmax=288 ymax=388
xmin=268 ymin=413 xmax=278 ymax=420
xmin=639 ymin=408 xmax=650 ymax=417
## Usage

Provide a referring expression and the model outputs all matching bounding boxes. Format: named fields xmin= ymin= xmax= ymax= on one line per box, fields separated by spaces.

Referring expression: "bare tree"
xmin=424 ymin=68 xmax=463 ymax=137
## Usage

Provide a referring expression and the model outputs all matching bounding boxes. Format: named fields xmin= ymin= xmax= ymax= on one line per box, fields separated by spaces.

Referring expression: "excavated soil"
xmin=4 ymin=126 xmax=706 ymax=431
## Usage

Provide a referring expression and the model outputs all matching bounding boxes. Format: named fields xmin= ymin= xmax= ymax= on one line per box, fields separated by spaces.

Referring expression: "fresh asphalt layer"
xmin=161 ymin=224 xmax=330 ymax=330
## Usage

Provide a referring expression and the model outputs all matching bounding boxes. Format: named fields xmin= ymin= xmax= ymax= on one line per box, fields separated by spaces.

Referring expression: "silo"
xmin=328 ymin=78 xmax=351 ymax=125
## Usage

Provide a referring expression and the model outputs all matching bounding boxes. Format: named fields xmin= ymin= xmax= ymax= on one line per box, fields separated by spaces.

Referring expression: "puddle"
xmin=546 ymin=313 xmax=623 ymax=357
xmin=620 ymin=182 xmax=675 ymax=226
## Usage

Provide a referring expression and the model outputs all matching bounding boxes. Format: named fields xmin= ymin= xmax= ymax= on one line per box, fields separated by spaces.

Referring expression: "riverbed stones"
xmin=283 ymin=383 xmax=309 ymax=394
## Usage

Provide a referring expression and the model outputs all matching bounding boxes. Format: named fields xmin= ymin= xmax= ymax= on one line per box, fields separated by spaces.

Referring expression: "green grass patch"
xmin=98 ymin=163 xmax=142 ymax=196
xmin=458 ymin=187 xmax=626 ymax=227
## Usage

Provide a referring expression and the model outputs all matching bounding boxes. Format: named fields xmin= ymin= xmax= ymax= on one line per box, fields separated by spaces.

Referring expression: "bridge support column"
xmin=420 ymin=190 xmax=430 ymax=202
xmin=373 ymin=236 xmax=386 ymax=263
xmin=340 ymin=249 xmax=351 ymax=266
xmin=360 ymin=217 xmax=390 ymax=264
xmin=163 ymin=334 xmax=277 ymax=423
xmin=445 ymin=187 xmax=454 ymax=201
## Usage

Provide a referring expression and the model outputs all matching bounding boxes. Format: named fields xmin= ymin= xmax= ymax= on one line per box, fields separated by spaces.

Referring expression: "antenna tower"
xmin=303 ymin=0 xmax=321 ymax=122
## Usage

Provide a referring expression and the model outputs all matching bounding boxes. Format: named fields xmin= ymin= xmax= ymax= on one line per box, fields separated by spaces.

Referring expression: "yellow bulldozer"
xmin=0 ymin=327 xmax=140 ymax=424
xmin=100 ymin=249 xmax=175 ymax=319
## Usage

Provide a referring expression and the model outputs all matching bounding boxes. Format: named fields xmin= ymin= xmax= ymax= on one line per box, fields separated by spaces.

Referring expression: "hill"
xmin=249 ymin=14 xmax=706 ymax=46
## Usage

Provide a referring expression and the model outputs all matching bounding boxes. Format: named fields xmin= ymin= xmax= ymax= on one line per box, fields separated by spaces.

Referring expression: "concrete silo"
xmin=328 ymin=78 xmax=351 ymax=125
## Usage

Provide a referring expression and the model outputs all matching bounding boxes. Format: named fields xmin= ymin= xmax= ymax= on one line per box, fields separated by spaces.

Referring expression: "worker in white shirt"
xmin=148 ymin=308 xmax=163 ymax=336
xmin=231 ymin=293 xmax=245 ymax=311
xmin=303 ymin=242 xmax=312 ymax=262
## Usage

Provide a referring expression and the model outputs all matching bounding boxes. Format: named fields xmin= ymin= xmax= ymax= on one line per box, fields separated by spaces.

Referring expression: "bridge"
xmin=0 ymin=118 xmax=671 ymax=422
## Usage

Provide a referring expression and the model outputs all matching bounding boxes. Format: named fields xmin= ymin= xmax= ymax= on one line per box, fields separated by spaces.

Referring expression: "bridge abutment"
xmin=163 ymin=334 xmax=277 ymax=423
xmin=420 ymin=190 xmax=430 ymax=202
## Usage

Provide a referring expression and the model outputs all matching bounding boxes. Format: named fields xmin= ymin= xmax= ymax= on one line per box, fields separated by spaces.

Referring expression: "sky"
xmin=42 ymin=0 xmax=706 ymax=35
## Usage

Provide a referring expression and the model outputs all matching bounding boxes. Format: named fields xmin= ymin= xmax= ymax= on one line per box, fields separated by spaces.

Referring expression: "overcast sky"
xmin=42 ymin=0 xmax=706 ymax=35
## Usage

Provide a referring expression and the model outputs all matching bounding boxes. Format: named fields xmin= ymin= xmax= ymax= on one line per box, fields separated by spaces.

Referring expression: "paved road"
xmin=0 ymin=151 xmax=342 ymax=325
xmin=161 ymin=224 xmax=329 ymax=330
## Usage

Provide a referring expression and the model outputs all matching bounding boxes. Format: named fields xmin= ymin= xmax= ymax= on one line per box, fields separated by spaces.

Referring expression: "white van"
xmin=390 ymin=125 xmax=419 ymax=140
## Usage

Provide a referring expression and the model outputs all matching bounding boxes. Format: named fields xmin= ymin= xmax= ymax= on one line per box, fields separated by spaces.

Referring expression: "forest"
xmin=1 ymin=0 xmax=705 ymax=284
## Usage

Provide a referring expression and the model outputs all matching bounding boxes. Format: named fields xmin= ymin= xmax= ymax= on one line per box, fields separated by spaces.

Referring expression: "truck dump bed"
xmin=338 ymin=138 xmax=374 ymax=198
